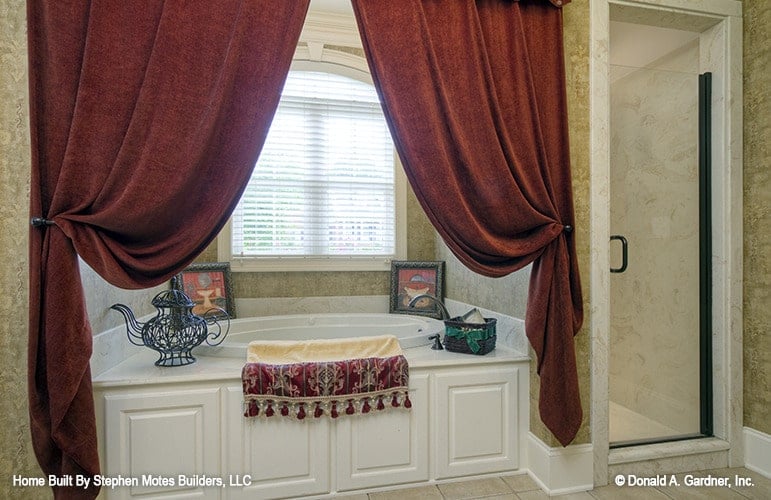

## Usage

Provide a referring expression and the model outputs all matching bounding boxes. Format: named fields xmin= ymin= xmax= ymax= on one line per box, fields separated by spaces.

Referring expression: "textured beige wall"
xmin=0 ymin=0 xmax=40 ymax=495
xmin=742 ymin=0 xmax=770 ymax=435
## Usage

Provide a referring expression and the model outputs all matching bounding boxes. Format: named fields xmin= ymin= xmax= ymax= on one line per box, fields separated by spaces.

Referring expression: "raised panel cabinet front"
xmin=223 ymin=386 xmax=331 ymax=500
xmin=336 ymin=372 xmax=429 ymax=491
xmin=434 ymin=366 xmax=519 ymax=479
xmin=103 ymin=387 xmax=222 ymax=499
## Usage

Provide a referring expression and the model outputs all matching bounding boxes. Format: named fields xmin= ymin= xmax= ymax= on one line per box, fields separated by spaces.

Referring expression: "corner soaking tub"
xmin=93 ymin=310 xmax=529 ymax=499
xmin=195 ymin=313 xmax=445 ymax=358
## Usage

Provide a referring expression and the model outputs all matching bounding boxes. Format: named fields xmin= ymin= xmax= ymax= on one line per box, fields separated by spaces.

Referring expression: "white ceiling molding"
xmin=300 ymin=10 xmax=362 ymax=48
xmin=307 ymin=41 xmax=325 ymax=62
xmin=291 ymin=46 xmax=371 ymax=84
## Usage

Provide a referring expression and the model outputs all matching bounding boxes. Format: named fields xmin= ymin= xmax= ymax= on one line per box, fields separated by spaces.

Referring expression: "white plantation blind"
xmin=232 ymin=71 xmax=396 ymax=258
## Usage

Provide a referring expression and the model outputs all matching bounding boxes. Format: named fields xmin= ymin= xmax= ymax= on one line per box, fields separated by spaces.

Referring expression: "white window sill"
xmin=228 ymin=256 xmax=395 ymax=273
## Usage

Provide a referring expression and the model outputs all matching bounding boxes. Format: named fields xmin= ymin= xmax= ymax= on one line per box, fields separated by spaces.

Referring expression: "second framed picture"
xmin=174 ymin=262 xmax=236 ymax=320
xmin=389 ymin=260 xmax=445 ymax=319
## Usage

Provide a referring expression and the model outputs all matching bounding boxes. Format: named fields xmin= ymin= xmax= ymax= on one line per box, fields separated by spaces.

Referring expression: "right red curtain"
xmin=351 ymin=0 xmax=583 ymax=446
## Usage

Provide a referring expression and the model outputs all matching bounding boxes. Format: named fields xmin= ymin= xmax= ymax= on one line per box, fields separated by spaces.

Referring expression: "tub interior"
xmin=197 ymin=313 xmax=444 ymax=358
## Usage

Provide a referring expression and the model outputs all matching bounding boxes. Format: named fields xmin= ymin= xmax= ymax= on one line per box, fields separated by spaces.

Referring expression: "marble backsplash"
xmin=91 ymin=294 xmax=528 ymax=377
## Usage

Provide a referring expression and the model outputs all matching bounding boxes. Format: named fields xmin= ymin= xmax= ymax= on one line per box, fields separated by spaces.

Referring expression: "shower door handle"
xmin=610 ymin=235 xmax=628 ymax=273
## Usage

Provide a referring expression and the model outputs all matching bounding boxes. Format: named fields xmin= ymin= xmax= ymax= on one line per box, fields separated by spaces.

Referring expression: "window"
xmin=223 ymin=68 xmax=405 ymax=271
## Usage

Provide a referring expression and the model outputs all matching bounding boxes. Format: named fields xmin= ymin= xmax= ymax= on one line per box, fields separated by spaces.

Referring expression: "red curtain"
xmin=27 ymin=1 xmax=309 ymax=497
xmin=351 ymin=0 xmax=583 ymax=446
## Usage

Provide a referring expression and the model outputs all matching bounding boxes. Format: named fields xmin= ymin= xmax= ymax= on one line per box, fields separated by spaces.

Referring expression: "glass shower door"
xmin=609 ymin=38 xmax=712 ymax=446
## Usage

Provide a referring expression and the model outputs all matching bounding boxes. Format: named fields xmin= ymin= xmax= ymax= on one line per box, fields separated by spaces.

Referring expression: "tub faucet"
xmin=408 ymin=294 xmax=451 ymax=320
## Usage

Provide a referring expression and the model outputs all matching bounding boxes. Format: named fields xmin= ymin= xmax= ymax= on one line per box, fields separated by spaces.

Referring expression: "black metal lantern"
xmin=111 ymin=278 xmax=229 ymax=366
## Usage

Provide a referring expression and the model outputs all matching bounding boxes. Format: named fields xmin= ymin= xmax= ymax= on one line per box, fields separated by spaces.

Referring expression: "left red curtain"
xmin=26 ymin=1 xmax=310 ymax=498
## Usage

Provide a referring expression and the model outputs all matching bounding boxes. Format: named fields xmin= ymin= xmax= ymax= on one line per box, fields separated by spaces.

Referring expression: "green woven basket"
xmin=443 ymin=317 xmax=497 ymax=355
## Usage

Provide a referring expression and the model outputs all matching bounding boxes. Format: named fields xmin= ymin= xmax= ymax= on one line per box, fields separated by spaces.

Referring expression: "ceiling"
xmin=609 ymin=21 xmax=700 ymax=81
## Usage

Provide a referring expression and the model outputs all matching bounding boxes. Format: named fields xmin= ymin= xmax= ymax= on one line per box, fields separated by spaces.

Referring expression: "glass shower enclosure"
xmin=609 ymin=20 xmax=712 ymax=447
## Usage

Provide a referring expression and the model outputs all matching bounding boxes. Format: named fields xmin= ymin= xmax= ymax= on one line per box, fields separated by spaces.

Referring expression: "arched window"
xmin=223 ymin=68 xmax=405 ymax=271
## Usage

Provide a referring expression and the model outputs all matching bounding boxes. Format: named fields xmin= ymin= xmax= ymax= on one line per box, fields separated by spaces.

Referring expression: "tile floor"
xmin=344 ymin=467 xmax=770 ymax=499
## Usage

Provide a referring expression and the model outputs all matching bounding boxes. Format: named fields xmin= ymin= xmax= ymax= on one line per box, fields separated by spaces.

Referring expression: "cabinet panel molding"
xmin=223 ymin=386 xmax=331 ymax=499
xmin=337 ymin=373 xmax=429 ymax=490
xmin=434 ymin=367 xmax=519 ymax=479
xmin=103 ymin=387 xmax=222 ymax=499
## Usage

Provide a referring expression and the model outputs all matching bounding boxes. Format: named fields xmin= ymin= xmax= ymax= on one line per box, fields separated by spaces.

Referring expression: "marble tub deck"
xmin=353 ymin=467 xmax=769 ymax=499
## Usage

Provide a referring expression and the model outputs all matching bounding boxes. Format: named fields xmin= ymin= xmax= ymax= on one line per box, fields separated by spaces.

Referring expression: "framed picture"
xmin=174 ymin=262 xmax=235 ymax=320
xmin=389 ymin=260 xmax=445 ymax=319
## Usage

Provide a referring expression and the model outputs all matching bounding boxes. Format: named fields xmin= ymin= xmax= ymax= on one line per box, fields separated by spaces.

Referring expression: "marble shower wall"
xmin=609 ymin=37 xmax=702 ymax=436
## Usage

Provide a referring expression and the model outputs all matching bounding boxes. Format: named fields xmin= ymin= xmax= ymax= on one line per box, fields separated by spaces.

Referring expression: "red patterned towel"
xmin=242 ymin=335 xmax=410 ymax=419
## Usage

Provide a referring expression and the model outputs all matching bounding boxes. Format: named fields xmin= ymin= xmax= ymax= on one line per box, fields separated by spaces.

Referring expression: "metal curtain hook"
xmin=30 ymin=217 xmax=55 ymax=228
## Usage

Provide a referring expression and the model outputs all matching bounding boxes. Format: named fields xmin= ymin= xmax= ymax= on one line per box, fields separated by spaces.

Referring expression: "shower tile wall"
xmin=610 ymin=33 xmax=702 ymax=439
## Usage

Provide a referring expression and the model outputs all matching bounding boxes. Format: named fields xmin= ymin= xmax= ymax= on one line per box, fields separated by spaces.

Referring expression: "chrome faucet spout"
xmin=408 ymin=293 xmax=451 ymax=320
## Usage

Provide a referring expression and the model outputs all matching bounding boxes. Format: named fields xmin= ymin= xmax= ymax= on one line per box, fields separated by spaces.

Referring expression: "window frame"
xmin=218 ymin=56 xmax=407 ymax=272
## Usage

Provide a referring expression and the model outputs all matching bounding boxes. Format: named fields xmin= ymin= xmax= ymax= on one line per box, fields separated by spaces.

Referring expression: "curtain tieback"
xmin=563 ymin=225 xmax=573 ymax=233
xmin=30 ymin=217 xmax=56 ymax=228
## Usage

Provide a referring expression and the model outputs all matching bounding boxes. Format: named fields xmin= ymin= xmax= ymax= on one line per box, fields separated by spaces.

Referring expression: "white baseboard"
xmin=527 ymin=432 xmax=593 ymax=495
xmin=744 ymin=427 xmax=771 ymax=478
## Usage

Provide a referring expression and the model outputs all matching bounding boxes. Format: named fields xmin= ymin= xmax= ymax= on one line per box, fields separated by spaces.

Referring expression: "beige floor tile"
xmin=361 ymin=466 xmax=769 ymax=500
xmin=657 ymin=486 xmax=749 ymax=499
xmin=726 ymin=468 xmax=771 ymax=500
xmin=552 ymin=492 xmax=595 ymax=499
xmin=656 ymin=469 xmax=759 ymax=499
xmin=501 ymin=474 xmax=541 ymax=493
xmin=368 ymin=484 xmax=443 ymax=500
xmin=588 ymin=484 xmax=670 ymax=499
xmin=466 ymin=494 xmax=518 ymax=500
xmin=437 ymin=477 xmax=513 ymax=499
xmin=515 ymin=490 xmax=550 ymax=500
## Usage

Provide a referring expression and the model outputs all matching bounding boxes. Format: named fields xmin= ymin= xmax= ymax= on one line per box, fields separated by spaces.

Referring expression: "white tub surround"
xmin=93 ymin=345 xmax=529 ymax=499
